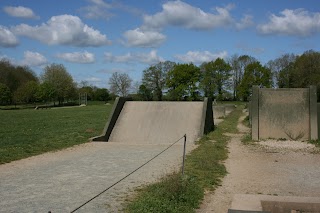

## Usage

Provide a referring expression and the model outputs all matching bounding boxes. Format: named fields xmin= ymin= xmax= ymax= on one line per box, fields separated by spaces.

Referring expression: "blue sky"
xmin=0 ymin=0 xmax=320 ymax=89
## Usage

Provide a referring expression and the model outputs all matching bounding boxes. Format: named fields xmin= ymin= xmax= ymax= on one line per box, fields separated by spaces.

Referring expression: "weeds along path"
xmin=198 ymin=110 xmax=320 ymax=213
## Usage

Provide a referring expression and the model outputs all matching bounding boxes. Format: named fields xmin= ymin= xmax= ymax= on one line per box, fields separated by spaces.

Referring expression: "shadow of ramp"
xmin=93 ymin=98 xmax=213 ymax=144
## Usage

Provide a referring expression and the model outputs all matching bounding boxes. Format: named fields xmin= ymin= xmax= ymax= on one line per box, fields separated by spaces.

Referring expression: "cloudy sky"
xmin=0 ymin=0 xmax=319 ymax=88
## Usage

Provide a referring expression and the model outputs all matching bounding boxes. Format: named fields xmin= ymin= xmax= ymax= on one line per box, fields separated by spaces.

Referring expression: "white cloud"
xmin=3 ymin=6 xmax=39 ymax=19
xmin=0 ymin=25 xmax=19 ymax=47
xmin=86 ymin=77 xmax=102 ymax=82
xmin=21 ymin=51 xmax=47 ymax=67
xmin=175 ymin=50 xmax=228 ymax=64
xmin=142 ymin=1 xmax=234 ymax=31
xmin=97 ymin=68 xmax=133 ymax=74
xmin=56 ymin=51 xmax=95 ymax=63
xmin=236 ymin=14 xmax=254 ymax=30
xmin=257 ymin=9 xmax=320 ymax=37
xmin=12 ymin=15 xmax=111 ymax=47
xmin=79 ymin=0 xmax=113 ymax=20
xmin=236 ymin=43 xmax=265 ymax=54
xmin=123 ymin=28 xmax=166 ymax=47
xmin=104 ymin=50 xmax=164 ymax=65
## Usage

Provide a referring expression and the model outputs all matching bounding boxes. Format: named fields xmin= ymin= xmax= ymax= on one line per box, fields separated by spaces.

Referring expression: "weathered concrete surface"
xmin=310 ymin=85 xmax=318 ymax=140
xmin=231 ymin=194 xmax=320 ymax=212
xmin=0 ymin=142 xmax=194 ymax=212
xmin=109 ymin=101 xmax=204 ymax=144
xmin=224 ymin=104 xmax=236 ymax=114
xmin=93 ymin=97 xmax=131 ymax=142
xmin=213 ymin=106 xmax=226 ymax=119
xmin=251 ymin=86 xmax=259 ymax=140
xmin=259 ymin=88 xmax=310 ymax=140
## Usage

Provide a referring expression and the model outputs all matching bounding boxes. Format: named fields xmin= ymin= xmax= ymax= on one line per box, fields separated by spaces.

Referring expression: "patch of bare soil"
xmin=197 ymin=111 xmax=320 ymax=213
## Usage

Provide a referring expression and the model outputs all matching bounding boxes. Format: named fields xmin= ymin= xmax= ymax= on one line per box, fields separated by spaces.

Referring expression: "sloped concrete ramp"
xmin=109 ymin=101 xmax=204 ymax=144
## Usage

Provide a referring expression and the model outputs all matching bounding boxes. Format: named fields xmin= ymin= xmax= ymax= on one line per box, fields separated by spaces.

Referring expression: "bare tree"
xmin=109 ymin=72 xmax=132 ymax=97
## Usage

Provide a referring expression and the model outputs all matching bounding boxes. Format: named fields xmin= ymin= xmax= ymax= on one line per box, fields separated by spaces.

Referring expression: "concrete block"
xmin=92 ymin=97 xmax=131 ymax=142
xmin=258 ymin=88 xmax=309 ymax=140
xmin=213 ymin=105 xmax=226 ymax=119
xmin=310 ymin=85 xmax=318 ymax=140
xmin=202 ymin=97 xmax=214 ymax=135
xmin=251 ymin=86 xmax=259 ymax=140
xmin=317 ymin=103 xmax=320 ymax=139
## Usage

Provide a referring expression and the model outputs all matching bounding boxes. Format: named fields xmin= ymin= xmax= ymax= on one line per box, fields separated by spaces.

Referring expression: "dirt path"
xmin=198 ymin=111 xmax=320 ymax=212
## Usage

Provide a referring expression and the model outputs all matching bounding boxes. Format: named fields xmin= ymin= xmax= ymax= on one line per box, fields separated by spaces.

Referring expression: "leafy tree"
xmin=200 ymin=58 xmax=232 ymax=100
xmin=267 ymin=53 xmax=297 ymax=88
xmin=0 ymin=59 xmax=38 ymax=93
xmin=37 ymin=82 xmax=56 ymax=103
xmin=94 ymin=88 xmax=110 ymax=102
xmin=0 ymin=83 xmax=12 ymax=105
xmin=166 ymin=63 xmax=201 ymax=101
xmin=41 ymin=64 xmax=76 ymax=105
xmin=290 ymin=50 xmax=320 ymax=87
xmin=142 ymin=61 xmax=175 ymax=100
xmin=138 ymin=84 xmax=153 ymax=101
xmin=238 ymin=62 xmax=272 ymax=101
xmin=290 ymin=50 xmax=320 ymax=99
xmin=13 ymin=81 xmax=39 ymax=104
xmin=109 ymin=72 xmax=132 ymax=97
xmin=229 ymin=55 xmax=256 ymax=100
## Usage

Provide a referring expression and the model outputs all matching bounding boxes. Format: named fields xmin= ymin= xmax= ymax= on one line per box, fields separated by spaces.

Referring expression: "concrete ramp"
xmin=109 ymin=102 xmax=203 ymax=144
xmin=93 ymin=98 xmax=213 ymax=144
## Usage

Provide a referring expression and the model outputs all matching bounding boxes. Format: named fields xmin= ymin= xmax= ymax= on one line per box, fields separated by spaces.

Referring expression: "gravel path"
xmin=198 ymin=111 xmax=320 ymax=212
xmin=0 ymin=140 xmax=196 ymax=212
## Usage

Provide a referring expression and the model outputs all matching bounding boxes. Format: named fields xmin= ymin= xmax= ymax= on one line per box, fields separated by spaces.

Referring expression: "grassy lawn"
xmin=126 ymin=105 xmax=244 ymax=213
xmin=0 ymin=104 xmax=112 ymax=164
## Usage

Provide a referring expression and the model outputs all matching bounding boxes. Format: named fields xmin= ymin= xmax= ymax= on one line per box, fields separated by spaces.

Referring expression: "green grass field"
xmin=0 ymin=104 xmax=112 ymax=164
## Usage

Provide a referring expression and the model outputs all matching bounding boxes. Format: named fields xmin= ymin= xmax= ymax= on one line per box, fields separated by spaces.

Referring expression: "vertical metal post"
xmin=182 ymin=134 xmax=187 ymax=176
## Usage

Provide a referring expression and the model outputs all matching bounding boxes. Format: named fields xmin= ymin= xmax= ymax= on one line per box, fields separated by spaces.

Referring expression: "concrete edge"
xmin=92 ymin=97 xmax=132 ymax=142
xmin=230 ymin=194 xmax=320 ymax=212
xmin=310 ymin=85 xmax=318 ymax=140
xmin=200 ymin=97 xmax=214 ymax=136
xmin=251 ymin=86 xmax=259 ymax=141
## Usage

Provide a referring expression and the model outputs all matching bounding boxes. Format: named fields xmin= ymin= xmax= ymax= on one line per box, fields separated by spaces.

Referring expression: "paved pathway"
xmin=0 ymin=140 xmax=194 ymax=212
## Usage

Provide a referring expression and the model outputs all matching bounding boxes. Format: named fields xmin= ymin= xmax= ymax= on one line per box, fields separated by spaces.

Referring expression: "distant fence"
xmin=250 ymin=86 xmax=318 ymax=141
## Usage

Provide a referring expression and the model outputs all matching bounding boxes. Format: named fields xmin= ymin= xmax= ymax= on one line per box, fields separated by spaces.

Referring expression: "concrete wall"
xmin=92 ymin=97 xmax=131 ymax=141
xmin=94 ymin=98 xmax=214 ymax=143
xmin=224 ymin=104 xmax=236 ymax=114
xmin=213 ymin=106 xmax=226 ymax=119
xmin=317 ymin=103 xmax=320 ymax=139
xmin=251 ymin=86 xmax=318 ymax=141
xmin=202 ymin=97 xmax=214 ymax=135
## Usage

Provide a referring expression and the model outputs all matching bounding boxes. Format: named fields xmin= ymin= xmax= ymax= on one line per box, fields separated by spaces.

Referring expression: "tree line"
xmin=0 ymin=61 xmax=111 ymax=106
xmin=109 ymin=49 xmax=320 ymax=101
xmin=1 ymin=49 xmax=319 ymax=106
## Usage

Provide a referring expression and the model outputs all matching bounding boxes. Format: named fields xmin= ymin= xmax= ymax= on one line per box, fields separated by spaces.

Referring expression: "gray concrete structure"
xmin=224 ymin=104 xmax=237 ymax=114
xmin=92 ymin=97 xmax=131 ymax=141
xmin=95 ymin=98 xmax=214 ymax=144
xmin=201 ymin=97 xmax=214 ymax=135
xmin=251 ymin=86 xmax=318 ymax=141
xmin=213 ymin=106 xmax=226 ymax=119
xmin=317 ymin=103 xmax=320 ymax=138
xmin=230 ymin=194 xmax=320 ymax=212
